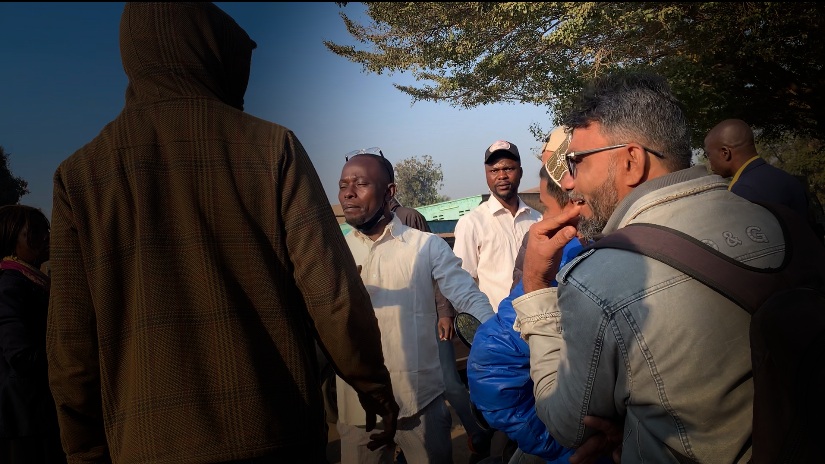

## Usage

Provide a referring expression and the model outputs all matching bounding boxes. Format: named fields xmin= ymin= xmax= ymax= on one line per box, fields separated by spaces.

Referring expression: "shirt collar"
xmin=485 ymin=194 xmax=530 ymax=216
xmin=351 ymin=213 xmax=407 ymax=244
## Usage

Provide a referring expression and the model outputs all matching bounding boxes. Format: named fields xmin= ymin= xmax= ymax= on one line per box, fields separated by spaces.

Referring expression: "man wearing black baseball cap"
xmin=453 ymin=140 xmax=542 ymax=317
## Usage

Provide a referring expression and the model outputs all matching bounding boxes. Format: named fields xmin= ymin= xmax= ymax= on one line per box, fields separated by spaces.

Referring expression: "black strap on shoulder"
xmin=582 ymin=202 xmax=825 ymax=314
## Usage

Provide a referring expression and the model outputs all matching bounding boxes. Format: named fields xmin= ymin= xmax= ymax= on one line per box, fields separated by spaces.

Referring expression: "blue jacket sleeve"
xmin=467 ymin=281 xmax=574 ymax=462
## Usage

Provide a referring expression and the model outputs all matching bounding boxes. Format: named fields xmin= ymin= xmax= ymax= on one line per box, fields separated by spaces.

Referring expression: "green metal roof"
xmin=413 ymin=195 xmax=484 ymax=222
xmin=337 ymin=195 xmax=486 ymax=236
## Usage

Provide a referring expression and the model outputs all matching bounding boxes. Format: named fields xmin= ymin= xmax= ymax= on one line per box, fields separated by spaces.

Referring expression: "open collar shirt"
xmin=337 ymin=214 xmax=494 ymax=424
xmin=452 ymin=195 xmax=541 ymax=311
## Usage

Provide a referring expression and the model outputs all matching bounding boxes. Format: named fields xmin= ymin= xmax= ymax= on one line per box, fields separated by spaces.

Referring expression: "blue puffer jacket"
xmin=467 ymin=240 xmax=582 ymax=463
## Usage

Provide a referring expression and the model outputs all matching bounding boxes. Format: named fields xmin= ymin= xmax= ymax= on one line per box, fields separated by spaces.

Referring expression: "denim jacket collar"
xmin=602 ymin=165 xmax=725 ymax=235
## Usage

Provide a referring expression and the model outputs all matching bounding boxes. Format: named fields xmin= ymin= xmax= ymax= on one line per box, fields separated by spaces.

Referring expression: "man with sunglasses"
xmin=453 ymin=141 xmax=542 ymax=316
xmin=336 ymin=151 xmax=495 ymax=464
xmin=513 ymin=71 xmax=788 ymax=463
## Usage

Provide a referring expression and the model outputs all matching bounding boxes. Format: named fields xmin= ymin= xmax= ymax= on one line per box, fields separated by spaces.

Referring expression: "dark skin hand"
xmin=571 ymin=416 xmax=624 ymax=463
xmin=365 ymin=410 xmax=398 ymax=451
xmin=359 ymin=391 xmax=400 ymax=451
xmin=522 ymin=204 xmax=582 ymax=293
xmin=438 ymin=316 xmax=455 ymax=341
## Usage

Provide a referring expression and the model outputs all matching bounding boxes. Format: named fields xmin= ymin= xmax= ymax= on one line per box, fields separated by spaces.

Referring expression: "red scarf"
xmin=1 ymin=256 xmax=50 ymax=291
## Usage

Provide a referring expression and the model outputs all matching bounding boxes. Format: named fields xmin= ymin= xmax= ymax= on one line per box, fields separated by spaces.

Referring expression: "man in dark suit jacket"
xmin=704 ymin=118 xmax=809 ymax=219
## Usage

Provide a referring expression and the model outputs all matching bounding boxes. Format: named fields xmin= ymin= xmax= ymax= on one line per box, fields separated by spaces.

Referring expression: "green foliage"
xmin=326 ymin=2 xmax=825 ymax=147
xmin=394 ymin=154 xmax=449 ymax=207
xmin=0 ymin=146 xmax=29 ymax=206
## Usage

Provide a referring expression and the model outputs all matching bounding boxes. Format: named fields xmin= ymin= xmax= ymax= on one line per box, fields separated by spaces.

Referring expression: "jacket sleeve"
xmin=428 ymin=236 xmax=493 ymax=323
xmin=279 ymin=132 xmax=396 ymax=416
xmin=513 ymin=282 xmax=619 ymax=449
xmin=468 ymin=282 xmax=573 ymax=461
xmin=48 ymin=166 xmax=110 ymax=462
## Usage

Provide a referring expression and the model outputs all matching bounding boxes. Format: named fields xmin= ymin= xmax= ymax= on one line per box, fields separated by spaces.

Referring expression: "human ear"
xmin=721 ymin=147 xmax=733 ymax=162
xmin=622 ymin=144 xmax=647 ymax=187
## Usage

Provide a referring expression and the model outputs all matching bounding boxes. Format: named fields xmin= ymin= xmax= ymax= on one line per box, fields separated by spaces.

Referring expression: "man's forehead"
xmin=341 ymin=157 xmax=388 ymax=182
xmin=485 ymin=157 xmax=520 ymax=168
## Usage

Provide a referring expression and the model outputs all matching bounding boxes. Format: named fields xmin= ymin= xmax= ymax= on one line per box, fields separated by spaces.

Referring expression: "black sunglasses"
xmin=565 ymin=143 xmax=664 ymax=178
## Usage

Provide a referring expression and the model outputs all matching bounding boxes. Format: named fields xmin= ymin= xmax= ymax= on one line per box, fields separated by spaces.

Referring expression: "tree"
xmin=0 ymin=146 xmax=29 ymax=206
xmin=326 ymin=2 xmax=825 ymax=146
xmin=394 ymin=154 xmax=449 ymax=207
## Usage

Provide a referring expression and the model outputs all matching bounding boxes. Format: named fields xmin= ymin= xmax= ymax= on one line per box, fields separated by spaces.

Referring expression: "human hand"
xmin=522 ymin=205 xmax=582 ymax=293
xmin=570 ymin=415 xmax=623 ymax=464
xmin=438 ymin=316 xmax=455 ymax=341
xmin=358 ymin=390 xmax=400 ymax=451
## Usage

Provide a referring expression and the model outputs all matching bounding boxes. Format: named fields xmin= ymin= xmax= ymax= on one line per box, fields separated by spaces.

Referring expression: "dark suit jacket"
xmin=731 ymin=157 xmax=809 ymax=219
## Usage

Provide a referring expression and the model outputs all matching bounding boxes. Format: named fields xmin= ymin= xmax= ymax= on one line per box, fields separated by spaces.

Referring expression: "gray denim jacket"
xmin=513 ymin=166 xmax=786 ymax=463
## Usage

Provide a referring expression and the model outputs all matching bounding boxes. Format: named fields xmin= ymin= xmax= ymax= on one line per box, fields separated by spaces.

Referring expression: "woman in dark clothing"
xmin=0 ymin=205 xmax=65 ymax=463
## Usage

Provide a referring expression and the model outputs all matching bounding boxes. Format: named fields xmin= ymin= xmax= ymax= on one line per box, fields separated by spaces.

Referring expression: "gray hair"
xmin=563 ymin=71 xmax=692 ymax=171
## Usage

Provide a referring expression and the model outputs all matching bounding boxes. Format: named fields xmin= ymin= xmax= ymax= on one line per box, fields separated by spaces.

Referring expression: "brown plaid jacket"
xmin=47 ymin=3 xmax=393 ymax=462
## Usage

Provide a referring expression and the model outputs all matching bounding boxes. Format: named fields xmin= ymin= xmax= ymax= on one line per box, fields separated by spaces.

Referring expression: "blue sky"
xmin=0 ymin=2 xmax=552 ymax=219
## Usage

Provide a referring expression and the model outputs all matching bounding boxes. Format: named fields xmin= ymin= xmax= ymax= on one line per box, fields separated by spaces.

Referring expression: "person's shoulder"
xmin=745 ymin=161 xmax=806 ymax=193
xmin=516 ymin=196 xmax=542 ymax=215
xmin=401 ymin=224 xmax=439 ymax=244
xmin=394 ymin=205 xmax=427 ymax=222
xmin=457 ymin=203 xmax=487 ymax=222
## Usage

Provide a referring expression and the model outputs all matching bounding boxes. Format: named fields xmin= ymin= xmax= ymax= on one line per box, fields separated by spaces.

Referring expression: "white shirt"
xmin=337 ymin=214 xmax=494 ymax=424
xmin=452 ymin=194 xmax=541 ymax=311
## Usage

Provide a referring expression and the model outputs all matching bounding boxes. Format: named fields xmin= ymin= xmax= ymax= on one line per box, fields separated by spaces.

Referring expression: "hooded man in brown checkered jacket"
xmin=46 ymin=3 xmax=398 ymax=463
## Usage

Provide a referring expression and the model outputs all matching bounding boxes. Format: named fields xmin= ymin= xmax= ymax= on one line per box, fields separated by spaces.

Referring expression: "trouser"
xmin=337 ymin=394 xmax=452 ymax=464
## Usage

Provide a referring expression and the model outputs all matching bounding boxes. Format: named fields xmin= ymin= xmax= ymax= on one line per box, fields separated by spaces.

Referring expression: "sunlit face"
xmin=566 ymin=124 xmax=622 ymax=241
xmin=539 ymin=177 xmax=564 ymax=217
xmin=338 ymin=156 xmax=392 ymax=228
xmin=485 ymin=155 xmax=522 ymax=202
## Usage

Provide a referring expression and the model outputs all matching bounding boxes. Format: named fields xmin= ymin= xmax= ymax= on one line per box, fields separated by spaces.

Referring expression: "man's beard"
xmin=574 ymin=159 xmax=619 ymax=241
xmin=492 ymin=187 xmax=516 ymax=203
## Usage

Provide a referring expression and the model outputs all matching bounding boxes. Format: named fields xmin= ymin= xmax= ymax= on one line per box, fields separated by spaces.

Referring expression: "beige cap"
xmin=542 ymin=126 xmax=571 ymax=187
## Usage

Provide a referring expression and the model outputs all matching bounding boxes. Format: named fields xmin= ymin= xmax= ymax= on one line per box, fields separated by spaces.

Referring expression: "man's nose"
xmin=341 ymin=186 xmax=356 ymax=199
